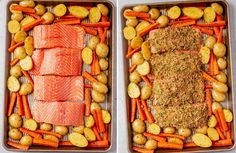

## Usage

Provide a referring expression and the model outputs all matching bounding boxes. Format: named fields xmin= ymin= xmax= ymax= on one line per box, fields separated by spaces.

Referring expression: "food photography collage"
xmin=0 ymin=0 xmax=236 ymax=153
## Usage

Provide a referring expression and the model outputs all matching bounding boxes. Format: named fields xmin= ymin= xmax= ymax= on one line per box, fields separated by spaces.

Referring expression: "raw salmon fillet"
xmin=34 ymin=76 xmax=84 ymax=101
xmin=32 ymin=101 xmax=85 ymax=126
xmin=30 ymin=48 xmax=82 ymax=76
xmin=33 ymin=24 xmax=85 ymax=49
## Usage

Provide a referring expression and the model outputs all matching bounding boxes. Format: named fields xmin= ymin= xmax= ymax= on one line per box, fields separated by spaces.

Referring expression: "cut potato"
xmin=20 ymin=135 xmax=33 ymax=146
xmin=8 ymin=113 xmax=22 ymax=128
xmin=217 ymin=58 xmax=227 ymax=70
xmin=204 ymin=7 xmax=216 ymax=23
xmin=123 ymin=26 xmax=136 ymax=40
xmin=208 ymin=115 xmax=217 ymax=128
xmin=137 ymin=61 xmax=150 ymax=75
xmin=192 ymin=133 xmax=212 ymax=148
xmin=68 ymin=132 xmax=88 ymax=147
xmin=42 ymin=12 xmax=54 ymax=24
xmin=128 ymin=82 xmax=140 ymax=98
xmin=132 ymin=52 xmax=144 ymax=65
xmin=136 ymin=21 xmax=150 ymax=32
xmin=7 ymin=76 xmax=20 ymax=92
xmin=145 ymin=139 xmax=157 ymax=150
xmin=8 ymin=128 xmax=22 ymax=140
xmin=147 ymin=123 xmax=160 ymax=135
xmin=129 ymin=71 xmax=141 ymax=84
xmin=182 ymin=7 xmax=204 ymax=19
xmin=85 ymin=115 xmax=95 ymax=128
xmin=99 ymin=58 xmax=109 ymax=70
xmin=55 ymin=125 xmax=68 ymax=136
xmin=216 ymin=72 xmax=227 ymax=83
xmin=34 ymin=4 xmax=46 ymax=16
xmin=10 ymin=65 xmax=22 ymax=78
xmin=141 ymin=41 xmax=151 ymax=60
xmin=82 ymin=47 xmax=93 ymax=65
xmin=212 ymin=82 xmax=228 ymax=93
xmin=90 ymin=102 xmax=101 ymax=112
xmin=14 ymin=47 xmax=27 ymax=60
xmin=11 ymin=13 xmax=24 ymax=22
xmin=53 ymin=4 xmax=67 ymax=17
xmin=126 ymin=18 xmax=138 ymax=27
xmin=133 ymin=134 xmax=147 ymax=145
xmin=132 ymin=119 xmax=145 ymax=133
xmin=131 ymin=36 xmax=143 ymax=49
xmin=102 ymin=110 xmax=111 ymax=124
xmin=69 ymin=6 xmax=89 ymax=19
xmin=212 ymin=89 xmax=226 ymax=102
xmin=24 ymin=36 xmax=34 ymax=56
xmin=92 ymin=81 xmax=108 ymax=94
xmin=204 ymin=36 xmax=217 ymax=49
xmin=8 ymin=20 xmax=21 ymax=34
xmin=96 ymin=72 xmax=108 ymax=84
xmin=23 ymin=119 xmax=38 ymax=131
xmin=149 ymin=8 xmax=160 ymax=20
xmin=213 ymin=42 xmax=226 ymax=58
xmin=20 ymin=56 xmax=33 ymax=71
xmin=123 ymin=9 xmax=136 ymax=19
xmin=96 ymin=43 xmax=109 ymax=58
xmin=141 ymin=85 xmax=151 ymax=100
xmin=168 ymin=138 xmax=183 ymax=145
xmin=163 ymin=127 xmax=175 ymax=134
xmin=178 ymin=128 xmax=191 ymax=138
xmin=211 ymin=3 xmax=223 ymax=15
xmin=40 ymin=123 xmax=52 ymax=131
xmin=207 ymin=127 xmax=219 ymax=141
xmin=196 ymin=126 xmax=208 ymax=134
xmin=156 ymin=15 xmax=169 ymax=28
xmin=19 ymin=83 xmax=33 ymax=95
xmin=72 ymin=126 xmax=84 ymax=134
xmin=133 ymin=5 xmax=149 ymax=13
xmin=167 ymin=6 xmax=181 ymax=19
xmin=212 ymin=102 xmax=222 ymax=114
xmin=97 ymin=4 xmax=109 ymax=16
xmin=88 ymin=36 xmax=99 ymax=50
xmin=14 ymin=31 xmax=27 ymax=43
xmin=89 ymin=7 xmax=101 ymax=23
xmin=20 ymin=16 xmax=35 ymax=27
xmin=91 ymin=90 xmax=105 ymax=103
xmin=200 ymin=46 xmax=210 ymax=64
xmin=44 ymin=135 xmax=59 ymax=143
xmin=10 ymin=4 xmax=21 ymax=14
xmin=19 ymin=0 xmax=35 ymax=8
xmin=84 ymin=127 xmax=96 ymax=142
xmin=223 ymin=109 xmax=233 ymax=122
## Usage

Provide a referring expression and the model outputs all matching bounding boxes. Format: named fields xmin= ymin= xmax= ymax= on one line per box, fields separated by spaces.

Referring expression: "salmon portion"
xmin=34 ymin=76 xmax=84 ymax=101
xmin=30 ymin=48 xmax=82 ymax=76
xmin=33 ymin=24 xmax=85 ymax=49
xmin=32 ymin=101 xmax=85 ymax=126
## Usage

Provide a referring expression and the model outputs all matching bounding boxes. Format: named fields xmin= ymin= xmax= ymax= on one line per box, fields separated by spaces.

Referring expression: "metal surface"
xmin=121 ymin=0 xmax=235 ymax=152
xmin=3 ymin=0 xmax=115 ymax=152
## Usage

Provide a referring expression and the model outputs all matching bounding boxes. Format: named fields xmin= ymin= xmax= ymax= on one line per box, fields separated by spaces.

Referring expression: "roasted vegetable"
xmin=182 ymin=7 xmax=204 ymax=19
xmin=211 ymin=3 xmax=223 ymax=15
xmin=85 ymin=115 xmax=95 ymax=128
xmin=23 ymin=118 xmax=37 ymax=131
xmin=207 ymin=127 xmax=219 ymax=141
xmin=19 ymin=83 xmax=33 ymax=95
xmin=99 ymin=58 xmax=109 ymax=70
xmin=68 ymin=6 xmax=89 ymax=19
xmin=137 ymin=61 xmax=150 ymax=75
xmin=88 ymin=36 xmax=99 ymax=50
xmin=72 ymin=126 xmax=84 ymax=134
xmin=42 ymin=12 xmax=54 ymax=24
xmin=156 ymin=15 xmax=169 ymax=27
xmin=34 ymin=4 xmax=46 ymax=16
xmin=132 ymin=119 xmax=145 ymax=133
xmin=68 ymin=132 xmax=88 ymax=147
xmin=204 ymin=7 xmax=216 ymax=23
xmin=178 ymin=128 xmax=192 ymax=137
xmin=82 ymin=47 xmax=93 ymax=65
xmin=149 ymin=8 xmax=160 ymax=20
xmin=10 ymin=65 xmax=22 ymax=78
xmin=145 ymin=139 xmax=157 ymax=150
xmin=89 ymin=7 xmax=101 ymax=23
xmin=200 ymin=46 xmax=210 ymax=64
xmin=141 ymin=85 xmax=152 ymax=100
xmin=7 ymin=76 xmax=20 ymax=92
xmin=131 ymin=36 xmax=143 ymax=49
xmin=40 ymin=123 xmax=52 ymax=131
xmin=14 ymin=47 xmax=27 ymax=60
xmin=133 ymin=5 xmax=149 ymax=13
xmin=208 ymin=115 xmax=217 ymax=128
xmin=133 ymin=134 xmax=147 ymax=145
xmin=123 ymin=26 xmax=136 ymax=40
xmin=20 ymin=56 xmax=33 ymax=71
xmin=97 ymin=4 xmax=109 ymax=16
xmin=147 ymin=123 xmax=160 ymax=135
xmin=102 ymin=110 xmax=111 ymax=124
xmin=53 ymin=4 xmax=67 ymax=17
xmin=128 ymin=82 xmax=140 ymax=98
xmin=132 ymin=52 xmax=144 ymax=65
xmin=8 ymin=128 xmax=22 ymax=140
xmin=19 ymin=0 xmax=35 ymax=8
xmin=8 ymin=20 xmax=21 ymax=34
xmin=192 ymin=133 xmax=212 ymax=148
xmin=167 ymin=6 xmax=181 ymax=19
xmin=196 ymin=126 xmax=208 ymax=134
xmin=91 ymin=90 xmax=105 ymax=103
xmin=20 ymin=135 xmax=33 ymax=146
xmin=84 ymin=127 xmax=96 ymax=142
xmin=9 ymin=113 xmax=22 ymax=128
xmin=213 ymin=42 xmax=226 ymax=58
xmin=24 ymin=36 xmax=34 ymax=56
xmin=96 ymin=43 xmax=109 ymax=58
xmin=55 ymin=125 xmax=68 ymax=136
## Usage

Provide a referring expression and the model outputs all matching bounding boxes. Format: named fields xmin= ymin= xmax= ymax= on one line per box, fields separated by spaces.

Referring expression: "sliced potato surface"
xmin=69 ymin=6 xmax=89 ymax=18
xmin=182 ymin=7 xmax=204 ymax=19
xmin=7 ymin=76 xmax=20 ymax=92
xmin=20 ymin=56 xmax=33 ymax=71
xmin=123 ymin=26 xmax=136 ymax=40
xmin=68 ymin=132 xmax=88 ymax=147
xmin=167 ymin=6 xmax=181 ymax=19
xmin=8 ymin=20 xmax=21 ymax=34
xmin=137 ymin=61 xmax=150 ymax=75
xmin=128 ymin=82 xmax=140 ymax=98
xmin=102 ymin=110 xmax=111 ymax=124
xmin=53 ymin=4 xmax=67 ymax=17
xmin=82 ymin=47 xmax=93 ymax=65
xmin=23 ymin=119 xmax=38 ymax=131
xmin=192 ymin=133 xmax=212 ymax=148
xmin=89 ymin=7 xmax=101 ymax=23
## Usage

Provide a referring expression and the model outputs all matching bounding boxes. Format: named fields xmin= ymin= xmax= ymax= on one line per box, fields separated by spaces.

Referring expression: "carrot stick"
xmin=213 ymin=139 xmax=232 ymax=147
xmin=205 ymin=84 xmax=213 ymax=89
xmin=11 ymin=5 xmax=35 ymax=13
xmin=25 ymin=12 xmax=40 ymax=19
xmin=218 ymin=108 xmax=228 ymax=131
xmin=91 ymin=110 xmax=99 ymax=131
xmin=7 ymin=92 xmax=17 ymax=116
xmin=103 ymin=124 xmax=109 ymax=140
xmin=216 ymin=15 xmax=225 ymax=29
xmin=85 ymin=88 xmax=91 ymax=116
xmin=96 ymin=109 xmax=105 ymax=132
xmin=35 ymin=130 xmax=62 ymax=139
xmin=178 ymin=16 xmax=192 ymax=20
xmin=196 ymin=21 xmax=226 ymax=27
xmin=226 ymin=122 xmax=231 ymax=139
xmin=140 ymin=75 xmax=153 ymax=88
xmin=21 ymin=70 xmax=34 ymax=87
xmin=100 ymin=29 xmax=107 ymax=43
xmin=136 ymin=99 xmax=146 ymax=121
xmin=85 ymin=84 xmax=92 ymax=88
xmin=206 ymin=89 xmax=212 ymax=116
xmin=22 ymin=95 xmax=32 ymax=119
xmin=54 ymin=18 xmax=78 ymax=23
xmin=209 ymin=51 xmax=214 ymax=75
xmin=17 ymin=93 xmax=24 ymax=116
xmin=8 ymin=41 xmax=24 ymax=52
xmin=138 ymin=22 xmax=159 ymax=37
xmin=56 ymin=19 xmax=80 ymax=25
xmin=141 ymin=100 xmax=154 ymax=123
xmin=130 ymin=98 xmax=137 ymax=122
xmin=59 ymin=141 xmax=73 ymax=146
xmin=132 ymin=146 xmax=154 ymax=153
xmin=126 ymin=47 xmax=141 ymax=58
xmin=82 ymin=71 xmax=98 ymax=83
xmin=81 ymin=22 xmax=110 ymax=27
xmin=143 ymin=132 xmax=166 ymax=142
xmin=214 ymin=27 xmax=220 ymax=35
xmin=217 ymin=28 xmax=223 ymax=43
xmin=33 ymin=138 xmax=59 ymax=148
xmin=98 ymin=27 xmax=104 ymax=39
xmin=88 ymin=140 xmax=109 ymax=148
xmin=202 ymin=71 xmax=218 ymax=82
xmin=128 ymin=44 xmax=133 ymax=53
xmin=215 ymin=110 xmax=223 ymax=131
xmin=7 ymin=141 xmax=29 ymax=150
xmin=125 ymin=11 xmax=150 ymax=18
xmin=157 ymin=141 xmax=183 ymax=150
xmin=216 ymin=126 xmax=225 ymax=140
xmin=158 ymin=133 xmax=186 ymax=141
xmin=184 ymin=142 xmax=198 ymax=148
xmin=60 ymin=14 xmax=77 ymax=19
xmin=83 ymin=26 xmax=97 ymax=36
xmin=19 ymin=128 xmax=42 ymax=138
xmin=213 ymin=55 xmax=219 ymax=75
xmin=9 ymin=58 xmax=19 ymax=66
xmin=92 ymin=126 xmax=102 ymax=141
xmin=173 ymin=20 xmax=196 ymax=27
xmin=139 ymin=17 xmax=155 ymax=24
xmin=10 ymin=34 xmax=16 ymax=47
xmin=169 ymin=19 xmax=196 ymax=25
xmin=192 ymin=26 xmax=214 ymax=35
xmin=22 ymin=18 xmax=44 ymax=31
xmin=128 ymin=64 xmax=137 ymax=73
xmin=94 ymin=54 xmax=101 ymax=75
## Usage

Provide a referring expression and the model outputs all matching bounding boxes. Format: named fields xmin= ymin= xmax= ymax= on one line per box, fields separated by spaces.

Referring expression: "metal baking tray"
xmin=2 ymin=0 xmax=115 ymax=152
xmin=121 ymin=0 xmax=235 ymax=152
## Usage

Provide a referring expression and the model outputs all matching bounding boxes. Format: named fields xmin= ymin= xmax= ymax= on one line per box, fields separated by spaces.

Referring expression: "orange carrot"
xmin=215 ymin=110 xmax=223 ymax=131
xmin=81 ymin=22 xmax=110 ymax=27
xmin=205 ymin=84 xmax=213 ymax=89
xmin=213 ymin=139 xmax=232 ymax=147
xmin=192 ymin=26 xmax=214 ymax=35
xmin=125 ymin=11 xmax=150 ymax=18
xmin=184 ymin=142 xmax=198 ymax=148
xmin=82 ymin=71 xmax=98 ymax=83
xmin=19 ymin=128 xmax=42 ymax=138
xmin=94 ymin=54 xmax=101 ymax=75
xmin=22 ymin=95 xmax=32 ymax=119
xmin=60 ymin=14 xmax=77 ymax=19
xmin=22 ymin=18 xmax=44 ymax=31
xmin=85 ymin=88 xmax=91 ymax=116
xmin=10 ymin=34 xmax=16 ymax=47
xmin=214 ymin=27 xmax=220 ymax=35
xmin=91 ymin=110 xmax=99 ymax=130
xmin=11 ymin=5 xmax=35 ymax=13
xmin=217 ymin=28 xmax=223 ymax=43
xmin=206 ymin=89 xmax=212 ymax=116
xmin=21 ymin=70 xmax=34 ymax=87
xmin=169 ymin=19 xmax=196 ymax=25
xmin=209 ymin=51 xmax=214 ymax=75
xmin=98 ymin=27 xmax=104 ymax=39
xmin=141 ymin=100 xmax=154 ymax=123
xmin=140 ymin=17 xmax=155 ymax=24
xmin=125 ymin=47 xmax=141 ymax=58
xmin=103 ymin=124 xmax=109 ymax=140
xmin=178 ymin=16 xmax=192 ymax=20
xmin=136 ymin=99 xmax=146 ymax=121
xmin=138 ymin=22 xmax=159 ymax=37
xmin=7 ymin=141 xmax=29 ymax=150
xmin=92 ymin=126 xmax=102 ymax=141
xmin=128 ymin=64 xmax=137 ymax=73
xmin=55 ymin=19 xmax=80 ymax=25
xmin=202 ymin=71 xmax=218 ymax=82
xmin=130 ymin=98 xmax=137 ymax=122
xmin=218 ymin=108 xmax=228 ymax=131
xmin=173 ymin=20 xmax=196 ymax=27
xmin=35 ymin=130 xmax=62 ymax=139
xmin=226 ymin=122 xmax=231 ymax=139
xmin=132 ymin=146 xmax=154 ymax=153
xmin=96 ymin=109 xmax=105 ymax=132
xmin=17 ymin=93 xmax=24 ymax=116
xmin=83 ymin=26 xmax=97 ymax=36
xmin=196 ymin=21 xmax=226 ymax=27
xmin=140 ymin=75 xmax=153 ymax=88
xmin=7 ymin=92 xmax=17 ymax=116
xmin=143 ymin=132 xmax=166 ymax=142
xmin=128 ymin=44 xmax=133 ymax=53
xmin=158 ymin=133 xmax=186 ymax=141
xmin=8 ymin=41 xmax=24 ymax=52
xmin=25 ymin=12 xmax=40 ymax=19
xmin=216 ymin=126 xmax=225 ymax=140
xmin=54 ymin=18 xmax=78 ymax=23
xmin=59 ymin=141 xmax=73 ymax=146
xmin=157 ymin=141 xmax=183 ymax=150
xmin=85 ymin=84 xmax=92 ymax=88
xmin=216 ymin=15 xmax=225 ymax=29
xmin=33 ymin=138 xmax=59 ymax=148
xmin=213 ymin=55 xmax=219 ymax=75
xmin=100 ymin=29 xmax=107 ymax=43
xmin=88 ymin=140 xmax=109 ymax=148
xmin=9 ymin=58 xmax=19 ymax=66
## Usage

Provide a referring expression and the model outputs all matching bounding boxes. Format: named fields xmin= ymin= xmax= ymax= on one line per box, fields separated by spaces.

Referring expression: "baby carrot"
xmin=7 ymin=141 xmax=29 ymax=150
xmin=22 ymin=95 xmax=32 ymax=119
xmin=33 ymin=138 xmax=59 ymax=148
xmin=85 ymin=88 xmax=91 ymax=116
xmin=7 ymin=92 xmax=17 ymax=116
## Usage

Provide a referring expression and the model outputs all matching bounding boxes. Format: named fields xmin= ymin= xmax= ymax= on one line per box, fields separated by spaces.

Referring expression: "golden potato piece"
xmin=8 ymin=20 xmax=21 ymax=34
xmin=91 ymin=90 xmax=105 ymax=103
xmin=99 ymin=58 xmax=109 ymax=70
xmin=163 ymin=127 xmax=175 ymax=134
xmin=208 ymin=115 xmax=217 ymax=128
xmin=141 ymin=41 xmax=151 ymax=60
xmin=88 ymin=36 xmax=99 ymax=50
xmin=149 ymin=8 xmax=160 ymax=20
xmin=7 ymin=76 xmax=20 ymax=92
xmin=14 ymin=31 xmax=27 ymax=43
xmin=204 ymin=7 xmax=216 ymax=23
xmin=9 ymin=113 xmax=22 ymax=128
xmin=196 ymin=126 xmax=208 ymax=134
xmin=145 ymin=139 xmax=157 ymax=150
xmin=132 ymin=119 xmax=145 ymax=133
xmin=19 ymin=83 xmax=33 ymax=95
xmin=126 ymin=18 xmax=138 ymax=27
xmin=96 ymin=72 xmax=108 ymax=84
xmin=53 ymin=4 xmax=67 ymax=17
xmin=90 ymin=102 xmax=101 ymax=112
xmin=82 ymin=47 xmax=93 ymax=65
xmin=200 ymin=46 xmax=210 ymax=64
xmin=72 ymin=126 xmax=84 ymax=134
xmin=141 ymin=85 xmax=151 ymax=100
xmin=217 ymin=58 xmax=227 ymax=70
xmin=137 ymin=61 xmax=150 ymax=75
xmin=147 ymin=123 xmax=160 ymax=135
xmin=85 ymin=115 xmax=95 ymax=128
xmin=20 ymin=135 xmax=33 ymax=146
xmin=204 ymin=36 xmax=216 ymax=49
xmin=9 ymin=128 xmax=22 ymax=140
xmin=132 ymin=52 xmax=144 ymax=65
xmin=40 ymin=123 xmax=52 ymax=131
xmin=20 ymin=16 xmax=35 ymax=27
xmin=211 ymin=3 xmax=223 ymax=15
xmin=68 ymin=132 xmax=88 ymax=147
xmin=96 ymin=43 xmax=109 ymax=58
xmin=34 ymin=4 xmax=46 ymax=16
xmin=102 ymin=110 xmax=111 ymax=124
xmin=42 ymin=12 xmax=54 ymax=24
xmin=133 ymin=5 xmax=149 ymax=13
xmin=23 ymin=119 xmax=38 ymax=131
xmin=19 ymin=0 xmax=35 ymax=8
xmin=97 ymin=4 xmax=109 ymax=16
xmin=131 ymin=36 xmax=143 ymax=49
xmin=129 ymin=71 xmax=141 ymax=84
xmin=89 ymin=7 xmax=101 ymax=23
xmin=156 ymin=15 xmax=169 ymax=28
xmin=216 ymin=71 xmax=227 ymax=83
xmin=133 ymin=134 xmax=147 ymax=145
xmin=192 ymin=133 xmax=212 ymax=148
xmin=84 ymin=127 xmax=96 ymax=142
xmin=44 ymin=135 xmax=59 ymax=143
xmin=178 ymin=128 xmax=192 ymax=138
xmin=128 ymin=82 xmax=140 ymax=98
xmin=212 ymin=102 xmax=222 ymax=114
xmin=207 ymin=127 xmax=219 ymax=141
xmin=136 ymin=21 xmax=150 ymax=32
xmin=24 ymin=36 xmax=34 ymax=56
xmin=212 ymin=89 xmax=226 ymax=102
xmin=168 ymin=138 xmax=183 ymax=145
xmin=20 ymin=56 xmax=33 ymax=71
xmin=69 ymin=6 xmax=89 ymax=19
xmin=11 ymin=13 xmax=24 ymax=22
xmin=92 ymin=82 xmax=108 ymax=94
xmin=55 ymin=125 xmax=68 ymax=136
xmin=167 ymin=6 xmax=181 ymax=19
xmin=213 ymin=42 xmax=226 ymax=58
xmin=182 ymin=7 xmax=204 ymax=19
xmin=223 ymin=109 xmax=233 ymax=122
xmin=14 ymin=47 xmax=27 ymax=60
xmin=123 ymin=26 xmax=136 ymax=40
xmin=10 ymin=65 xmax=22 ymax=78
xmin=212 ymin=82 xmax=228 ymax=93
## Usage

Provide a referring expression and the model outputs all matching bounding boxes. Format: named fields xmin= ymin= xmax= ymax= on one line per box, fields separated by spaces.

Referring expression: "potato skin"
xmin=14 ymin=47 xmax=27 ymax=60
xmin=132 ymin=119 xmax=145 ymax=133
xmin=131 ymin=52 xmax=144 ymax=65
xmin=9 ymin=113 xmax=22 ymax=128
xmin=196 ymin=125 xmax=208 ymax=134
xmin=211 ymin=3 xmax=223 ymax=15
xmin=35 ymin=4 xmax=46 ymax=16
xmin=133 ymin=5 xmax=149 ymax=13
xmin=20 ymin=135 xmax=33 ymax=146
xmin=208 ymin=115 xmax=217 ymax=128
xmin=99 ymin=58 xmax=109 ymax=70
xmin=10 ymin=65 xmax=22 ymax=78
xmin=8 ymin=128 xmax=22 ymax=140
xmin=97 ymin=72 xmax=108 ymax=84
xmin=157 ymin=15 xmax=169 ymax=27
xmin=91 ymin=90 xmax=106 ymax=103
xmin=19 ymin=83 xmax=33 ymax=95
xmin=88 ymin=36 xmax=99 ymax=50
xmin=55 ymin=125 xmax=68 ymax=136
xmin=145 ymin=139 xmax=157 ymax=149
xmin=126 ymin=18 xmax=138 ymax=27
xmin=149 ymin=8 xmax=160 ymax=20
xmin=204 ymin=36 xmax=216 ymax=49
xmin=129 ymin=71 xmax=141 ymax=84
xmin=97 ymin=4 xmax=109 ymax=16
xmin=213 ymin=43 xmax=226 ymax=58
xmin=212 ymin=82 xmax=228 ymax=93
xmin=178 ymin=128 xmax=192 ymax=137
xmin=216 ymin=72 xmax=227 ymax=83
xmin=141 ymin=85 xmax=152 ymax=100
xmin=42 ymin=12 xmax=54 ymax=24
xmin=212 ymin=89 xmax=226 ymax=102
xmin=92 ymin=82 xmax=108 ymax=94
xmin=96 ymin=43 xmax=109 ymax=58
xmin=11 ymin=13 xmax=23 ymax=22
xmin=133 ymin=134 xmax=147 ymax=145
xmin=217 ymin=58 xmax=227 ymax=70
xmin=40 ymin=123 xmax=52 ymax=131
xmin=72 ymin=126 xmax=84 ymax=134
xmin=163 ymin=127 xmax=175 ymax=134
